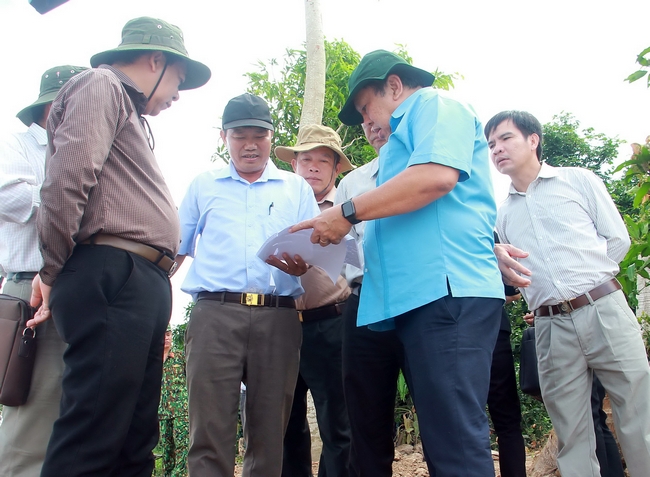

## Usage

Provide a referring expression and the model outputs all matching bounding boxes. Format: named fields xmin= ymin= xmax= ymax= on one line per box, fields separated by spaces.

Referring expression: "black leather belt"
xmin=198 ymin=291 xmax=295 ymax=308
xmin=6 ymin=272 xmax=38 ymax=281
xmin=299 ymin=302 xmax=346 ymax=323
xmin=80 ymin=234 xmax=177 ymax=277
xmin=534 ymin=279 xmax=621 ymax=317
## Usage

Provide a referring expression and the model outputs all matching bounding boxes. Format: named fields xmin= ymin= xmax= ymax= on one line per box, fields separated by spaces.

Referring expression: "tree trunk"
xmin=301 ymin=0 xmax=326 ymax=127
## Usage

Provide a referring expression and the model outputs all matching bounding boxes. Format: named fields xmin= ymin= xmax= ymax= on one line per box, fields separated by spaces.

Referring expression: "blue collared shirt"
xmin=358 ymin=88 xmax=504 ymax=327
xmin=178 ymin=160 xmax=319 ymax=299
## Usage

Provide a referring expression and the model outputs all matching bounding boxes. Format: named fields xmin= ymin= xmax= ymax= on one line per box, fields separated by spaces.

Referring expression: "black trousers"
xmin=341 ymin=293 xmax=404 ymax=477
xmin=282 ymin=315 xmax=351 ymax=477
xmin=395 ymin=295 xmax=503 ymax=477
xmin=487 ymin=327 xmax=526 ymax=477
xmin=40 ymin=245 xmax=171 ymax=477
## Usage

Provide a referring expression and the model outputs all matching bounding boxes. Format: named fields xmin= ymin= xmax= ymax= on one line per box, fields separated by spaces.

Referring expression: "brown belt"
xmin=197 ymin=291 xmax=295 ymax=308
xmin=534 ymin=279 xmax=621 ymax=317
xmin=299 ymin=302 xmax=346 ymax=323
xmin=80 ymin=234 xmax=178 ymax=277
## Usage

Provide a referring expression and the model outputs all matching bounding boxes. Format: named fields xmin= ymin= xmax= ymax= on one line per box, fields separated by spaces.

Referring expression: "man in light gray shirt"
xmin=0 ymin=65 xmax=85 ymax=477
xmin=334 ymin=123 xmax=406 ymax=477
xmin=487 ymin=110 xmax=650 ymax=477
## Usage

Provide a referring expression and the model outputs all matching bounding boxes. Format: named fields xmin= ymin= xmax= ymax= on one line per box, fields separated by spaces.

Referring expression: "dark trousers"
xmin=592 ymin=375 xmax=625 ymax=477
xmin=487 ymin=328 xmax=526 ymax=477
xmin=282 ymin=315 xmax=351 ymax=477
xmin=40 ymin=245 xmax=171 ymax=477
xmin=341 ymin=292 xmax=404 ymax=477
xmin=395 ymin=295 xmax=503 ymax=477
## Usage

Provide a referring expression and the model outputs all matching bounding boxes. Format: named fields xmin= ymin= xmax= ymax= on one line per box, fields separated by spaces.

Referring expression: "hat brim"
xmin=338 ymin=64 xmax=435 ymax=126
xmin=275 ymin=143 xmax=353 ymax=173
xmin=222 ymin=118 xmax=274 ymax=131
xmin=16 ymin=90 xmax=59 ymax=127
xmin=90 ymin=46 xmax=211 ymax=90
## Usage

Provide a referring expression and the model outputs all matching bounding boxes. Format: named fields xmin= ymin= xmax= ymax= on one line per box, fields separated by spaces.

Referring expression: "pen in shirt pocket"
xmin=269 ymin=202 xmax=274 ymax=215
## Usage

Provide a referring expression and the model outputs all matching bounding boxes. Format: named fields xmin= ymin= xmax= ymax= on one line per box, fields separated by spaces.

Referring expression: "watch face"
xmin=342 ymin=200 xmax=360 ymax=224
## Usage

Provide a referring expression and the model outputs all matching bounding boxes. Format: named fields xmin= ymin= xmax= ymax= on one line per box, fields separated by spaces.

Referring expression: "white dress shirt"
xmin=334 ymin=157 xmax=379 ymax=287
xmin=0 ymin=123 xmax=46 ymax=275
xmin=496 ymin=163 xmax=630 ymax=310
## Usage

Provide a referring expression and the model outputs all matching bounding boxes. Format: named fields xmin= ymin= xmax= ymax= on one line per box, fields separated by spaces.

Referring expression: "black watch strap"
xmin=341 ymin=199 xmax=361 ymax=225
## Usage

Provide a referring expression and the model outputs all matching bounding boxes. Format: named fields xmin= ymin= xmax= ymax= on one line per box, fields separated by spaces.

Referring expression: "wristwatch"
xmin=341 ymin=199 xmax=361 ymax=225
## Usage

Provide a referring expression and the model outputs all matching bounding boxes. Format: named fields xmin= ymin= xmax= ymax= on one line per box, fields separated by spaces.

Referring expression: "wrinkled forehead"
xmin=296 ymin=146 xmax=338 ymax=161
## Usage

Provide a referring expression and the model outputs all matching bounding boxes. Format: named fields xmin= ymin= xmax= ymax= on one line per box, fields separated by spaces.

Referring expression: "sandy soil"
xmin=233 ymin=444 xmax=536 ymax=476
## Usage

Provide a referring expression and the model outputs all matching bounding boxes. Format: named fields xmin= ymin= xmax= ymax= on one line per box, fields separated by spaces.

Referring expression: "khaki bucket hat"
xmin=275 ymin=124 xmax=353 ymax=173
xmin=17 ymin=65 xmax=87 ymax=127
xmin=90 ymin=17 xmax=211 ymax=90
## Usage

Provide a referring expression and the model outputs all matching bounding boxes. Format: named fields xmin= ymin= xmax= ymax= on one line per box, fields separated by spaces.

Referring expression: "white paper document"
xmin=257 ymin=227 xmax=360 ymax=283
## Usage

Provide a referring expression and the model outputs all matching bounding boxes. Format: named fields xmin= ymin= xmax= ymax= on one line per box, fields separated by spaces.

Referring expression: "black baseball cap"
xmin=222 ymin=93 xmax=274 ymax=131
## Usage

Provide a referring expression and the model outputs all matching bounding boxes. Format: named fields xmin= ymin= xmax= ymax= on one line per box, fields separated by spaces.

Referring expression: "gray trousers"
xmin=0 ymin=277 xmax=65 ymax=477
xmin=185 ymin=298 xmax=301 ymax=477
xmin=536 ymin=289 xmax=650 ymax=477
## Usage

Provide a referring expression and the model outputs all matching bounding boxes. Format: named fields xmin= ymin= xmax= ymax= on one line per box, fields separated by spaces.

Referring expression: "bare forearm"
xmin=353 ymin=163 xmax=459 ymax=220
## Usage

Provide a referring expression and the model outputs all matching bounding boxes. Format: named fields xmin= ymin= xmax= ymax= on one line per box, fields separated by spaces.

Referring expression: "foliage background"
xmin=163 ymin=42 xmax=650 ymax=459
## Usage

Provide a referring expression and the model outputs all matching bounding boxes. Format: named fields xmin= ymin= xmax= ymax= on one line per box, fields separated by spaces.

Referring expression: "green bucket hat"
xmin=338 ymin=49 xmax=435 ymax=126
xmin=90 ymin=16 xmax=211 ymax=91
xmin=16 ymin=65 xmax=88 ymax=127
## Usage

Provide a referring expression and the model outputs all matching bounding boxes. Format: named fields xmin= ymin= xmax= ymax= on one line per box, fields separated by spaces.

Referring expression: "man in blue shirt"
xmin=293 ymin=50 xmax=504 ymax=476
xmin=176 ymin=93 xmax=319 ymax=477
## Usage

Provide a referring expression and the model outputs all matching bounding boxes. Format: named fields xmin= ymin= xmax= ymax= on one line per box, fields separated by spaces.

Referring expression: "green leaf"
xmin=627 ymin=264 xmax=638 ymax=281
xmin=626 ymin=70 xmax=647 ymax=83
xmin=638 ymin=46 xmax=650 ymax=58
xmin=633 ymin=181 xmax=650 ymax=207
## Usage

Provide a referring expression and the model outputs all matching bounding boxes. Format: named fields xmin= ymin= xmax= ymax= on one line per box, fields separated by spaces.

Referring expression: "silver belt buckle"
xmin=559 ymin=301 xmax=572 ymax=314
xmin=167 ymin=261 xmax=178 ymax=277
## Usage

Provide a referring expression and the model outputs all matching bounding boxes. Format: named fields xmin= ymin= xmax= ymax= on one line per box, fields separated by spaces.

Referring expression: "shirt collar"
xmin=369 ymin=156 xmax=380 ymax=178
xmin=390 ymin=87 xmax=429 ymax=128
xmin=318 ymin=186 xmax=337 ymax=206
xmin=98 ymin=65 xmax=148 ymax=115
xmin=27 ymin=123 xmax=47 ymax=146
xmin=214 ymin=159 xmax=284 ymax=183
xmin=537 ymin=162 xmax=559 ymax=178
xmin=508 ymin=162 xmax=559 ymax=195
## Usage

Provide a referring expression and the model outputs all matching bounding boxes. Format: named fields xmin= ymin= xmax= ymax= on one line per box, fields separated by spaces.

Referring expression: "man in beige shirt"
xmin=28 ymin=17 xmax=210 ymax=477
xmin=275 ymin=125 xmax=353 ymax=477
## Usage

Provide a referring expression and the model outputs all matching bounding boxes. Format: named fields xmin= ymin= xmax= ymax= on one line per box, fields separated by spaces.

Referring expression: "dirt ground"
xmin=233 ymin=444 xmax=536 ymax=476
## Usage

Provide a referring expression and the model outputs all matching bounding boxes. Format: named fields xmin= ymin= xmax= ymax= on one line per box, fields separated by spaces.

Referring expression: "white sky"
xmin=2 ymin=0 xmax=649 ymax=323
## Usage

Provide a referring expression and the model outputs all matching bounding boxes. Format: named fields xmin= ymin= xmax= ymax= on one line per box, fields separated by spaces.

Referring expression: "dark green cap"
xmin=338 ymin=49 xmax=435 ymax=125
xmin=90 ymin=16 xmax=211 ymax=91
xmin=17 ymin=65 xmax=88 ymax=127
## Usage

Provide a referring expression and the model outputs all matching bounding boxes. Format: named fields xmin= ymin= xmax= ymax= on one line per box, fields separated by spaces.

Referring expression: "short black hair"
xmin=111 ymin=50 xmax=184 ymax=67
xmin=484 ymin=110 xmax=543 ymax=162
xmin=365 ymin=65 xmax=431 ymax=96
